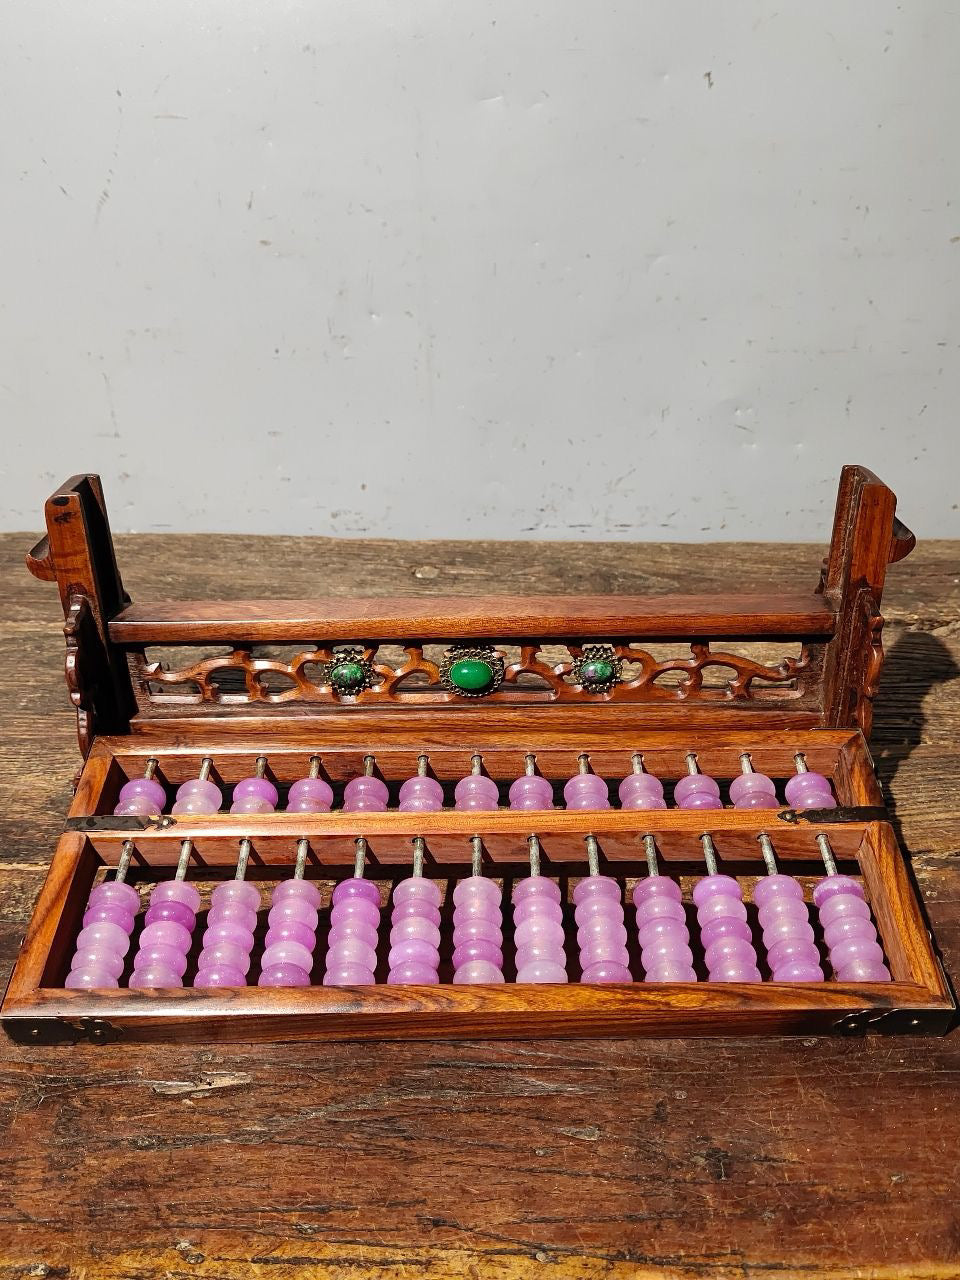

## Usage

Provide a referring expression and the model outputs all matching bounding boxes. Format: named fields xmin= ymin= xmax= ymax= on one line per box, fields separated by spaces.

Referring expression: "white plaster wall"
xmin=2 ymin=1 xmax=958 ymax=539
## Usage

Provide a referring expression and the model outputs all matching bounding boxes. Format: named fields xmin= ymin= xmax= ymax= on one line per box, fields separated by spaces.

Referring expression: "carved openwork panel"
xmin=126 ymin=637 xmax=822 ymax=712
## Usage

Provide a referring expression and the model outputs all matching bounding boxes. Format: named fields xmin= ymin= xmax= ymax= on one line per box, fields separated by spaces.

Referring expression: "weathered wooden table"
xmin=1 ymin=530 xmax=957 ymax=1279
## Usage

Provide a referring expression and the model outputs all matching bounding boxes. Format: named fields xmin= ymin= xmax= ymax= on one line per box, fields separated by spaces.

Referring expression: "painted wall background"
xmin=2 ymin=1 xmax=958 ymax=540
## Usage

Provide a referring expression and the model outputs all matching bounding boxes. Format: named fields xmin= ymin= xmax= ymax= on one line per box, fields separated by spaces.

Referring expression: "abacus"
xmin=2 ymin=465 xmax=952 ymax=1044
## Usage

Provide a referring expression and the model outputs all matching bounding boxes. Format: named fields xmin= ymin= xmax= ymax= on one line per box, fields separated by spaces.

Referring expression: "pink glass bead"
xmin=83 ymin=902 xmax=136 ymax=932
xmin=134 ymin=941 xmax=190 ymax=977
xmin=818 ymin=893 xmax=871 ymax=929
xmin=331 ymin=897 xmax=381 ymax=931
xmin=784 ymin=771 xmax=835 ymax=808
xmin=261 ymin=940 xmax=314 ymax=973
xmin=454 ymin=775 xmax=500 ymax=810
xmin=563 ymin=773 xmax=610 ymax=809
xmin=697 ymin=916 xmax=753 ymax=950
xmin=200 ymin=941 xmax=251 ymax=974
xmin=675 ymin=788 xmax=723 ymax=811
xmin=508 ymin=775 xmax=554 ymax=810
xmin=674 ymin=773 xmax=721 ymax=806
xmin=331 ymin=878 xmax=381 ymax=907
xmin=516 ymin=959 xmax=568 ymax=983
xmin=393 ymin=898 xmax=442 ymax=927
xmin=830 ymin=937 xmax=885 ymax=970
xmin=342 ymin=775 xmax=389 ymax=812
xmin=230 ymin=794 xmax=275 ymax=814
xmin=767 ymin=937 xmax=822 ymax=971
xmin=140 ymin=919 xmax=192 ymax=953
xmin=712 ymin=964 xmax=762 ymax=983
xmin=70 ymin=947 xmax=125 ymax=980
xmin=273 ymin=878 xmax=323 ymax=909
xmin=65 ymin=966 xmax=120 ymax=989
xmin=114 ymin=795 xmax=156 ymax=816
xmin=393 ymin=878 xmax=442 ymax=907
xmin=172 ymin=777 xmax=222 ymax=815
xmin=512 ymin=876 xmax=562 ymax=904
xmin=195 ymin=965 xmax=246 ymax=988
xmin=633 ymin=876 xmax=681 ymax=903
xmin=232 ymin=776 xmax=279 ymax=807
xmin=619 ymin=773 xmax=667 ymax=810
xmin=572 ymin=876 xmax=621 ymax=905
xmin=516 ymin=916 xmax=565 ymax=949
xmin=328 ymin=920 xmax=379 ymax=950
xmin=398 ymin=776 xmax=445 ymax=811
xmin=692 ymin=874 xmax=742 ymax=905
xmin=812 ymin=875 xmax=864 ymax=908
xmin=452 ymin=939 xmax=504 ymax=970
xmin=323 ymin=963 xmax=377 ymax=986
xmin=695 ymin=874 xmax=761 ymax=982
xmin=836 ymin=960 xmax=891 ymax=983
xmin=454 ymin=959 xmax=505 ymax=984
xmin=582 ymin=961 xmax=632 ymax=983
xmin=145 ymin=899 xmax=196 ymax=931
xmin=268 ymin=894 xmax=319 ymax=932
xmin=259 ymin=963 xmax=311 ymax=987
xmin=212 ymin=880 xmax=261 ymax=912
xmin=151 ymin=880 xmax=202 ymax=912
xmin=129 ymin=965 xmax=184 ymax=989
xmin=453 ymin=918 xmax=503 ymax=948
xmin=753 ymin=875 xmax=804 ymax=907
xmin=729 ymin=772 xmax=778 ymax=807
xmin=388 ymin=937 xmax=440 ymax=968
xmin=265 ymin=920 xmax=316 ymax=951
xmin=88 ymin=880 xmax=140 ymax=913
xmin=734 ymin=789 xmax=780 ymax=810
xmin=118 ymin=777 xmax=167 ymax=810
xmin=823 ymin=915 xmax=876 ymax=948
xmin=287 ymin=776 xmax=334 ymax=812
xmin=203 ymin=921 xmax=255 ymax=951
xmin=387 ymin=961 xmax=440 ymax=985
xmin=390 ymin=916 xmax=442 ymax=948
xmin=453 ymin=876 xmax=501 ymax=906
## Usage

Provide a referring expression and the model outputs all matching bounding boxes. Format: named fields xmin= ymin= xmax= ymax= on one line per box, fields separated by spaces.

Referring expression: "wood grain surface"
xmin=1 ymin=531 xmax=958 ymax=1278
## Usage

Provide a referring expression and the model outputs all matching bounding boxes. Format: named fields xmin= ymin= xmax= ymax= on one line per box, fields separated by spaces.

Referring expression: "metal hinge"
xmin=5 ymin=1017 xmax=124 ymax=1046
xmin=778 ymin=805 xmax=887 ymax=825
xmin=833 ymin=1009 xmax=934 ymax=1035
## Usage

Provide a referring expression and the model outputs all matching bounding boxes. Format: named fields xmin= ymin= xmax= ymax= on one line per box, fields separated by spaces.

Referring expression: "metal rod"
xmin=294 ymin=837 xmax=310 ymax=880
xmin=585 ymin=834 xmax=600 ymax=877
xmin=115 ymin=840 xmax=135 ymax=884
xmin=471 ymin=834 xmax=484 ymax=877
xmin=794 ymin=752 xmax=809 ymax=774
xmin=757 ymin=832 xmax=778 ymax=876
xmin=412 ymin=836 xmax=425 ymax=878
xmin=143 ymin=757 xmax=158 ymax=781
xmin=471 ymin=753 xmax=483 ymax=775
xmin=254 ymin=755 xmax=267 ymax=778
xmin=362 ymin=754 xmax=375 ymax=776
xmin=685 ymin=752 xmax=699 ymax=775
xmin=577 ymin=752 xmax=590 ymax=774
xmin=198 ymin=757 xmax=213 ymax=782
xmin=174 ymin=839 xmax=193 ymax=881
xmin=416 ymin=753 xmax=428 ymax=776
xmin=354 ymin=836 xmax=368 ymax=879
xmin=235 ymin=837 xmax=252 ymax=881
xmin=631 ymin=752 xmax=645 ymax=774
xmin=528 ymin=834 xmax=541 ymax=878
xmin=643 ymin=833 xmax=659 ymax=878
xmin=816 ymin=833 xmax=838 ymax=876
xmin=308 ymin=755 xmax=321 ymax=779
xmin=524 ymin=753 xmax=537 ymax=776
xmin=700 ymin=833 xmax=719 ymax=877
xmin=739 ymin=752 xmax=754 ymax=774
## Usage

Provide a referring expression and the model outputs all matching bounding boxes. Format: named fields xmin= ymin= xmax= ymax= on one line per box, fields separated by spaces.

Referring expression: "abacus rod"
xmin=115 ymin=840 xmax=135 ymax=884
xmin=585 ymin=833 xmax=600 ymax=877
xmin=294 ymin=837 xmax=309 ymax=880
xmin=739 ymin=752 xmax=754 ymax=774
xmin=631 ymin=752 xmax=645 ymax=774
xmin=685 ymin=752 xmax=699 ymax=775
xmin=642 ymin=833 xmax=659 ymax=878
xmin=416 ymin=753 xmax=428 ymax=776
xmin=308 ymin=755 xmax=321 ymax=779
xmin=235 ymin=838 xmax=253 ymax=881
xmin=470 ymin=834 xmax=484 ymax=877
xmin=700 ymin=832 xmax=719 ymax=876
xmin=354 ymin=836 xmax=368 ymax=879
xmin=577 ymin=752 xmax=590 ymax=774
xmin=198 ymin=757 xmax=213 ymax=782
xmin=411 ymin=836 xmax=425 ymax=878
xmin=527 ymin=833 xmax=541 ymax=877
xmin=794 ymin=752 xmax=809 ymax=773
xmin=816 ymin=833 xmax=838 ymax=876
xmin=470 ymin=753 xmax=483 ymax=775
xmin=757 ymin=832 xmax=778 ymax=876
xmin=174 ymin=839 xmax=193 ymax=881
xmin=143 ymin=757 xmax=158 ymax=781
xmin=524 ymin=753 xmax=537 ymax=776
xmin=362 ymin=754 xmax=375 ymax=776
xmin=254 ymin=755 xmax=267 ymax=778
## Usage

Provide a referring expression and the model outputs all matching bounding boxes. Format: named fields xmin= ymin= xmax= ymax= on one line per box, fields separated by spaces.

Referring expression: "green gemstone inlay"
xmin=580 ymin=658 xmax=615 ymax=685
xmin=449 ymin=657 xmax=495 ymax=692
xmin=331 ymin=660 xmax=366 ymax=691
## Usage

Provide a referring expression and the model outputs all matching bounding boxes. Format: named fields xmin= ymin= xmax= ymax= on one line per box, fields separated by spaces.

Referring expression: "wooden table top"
xmin=1 ymin=530 xmax=958 ymax=1279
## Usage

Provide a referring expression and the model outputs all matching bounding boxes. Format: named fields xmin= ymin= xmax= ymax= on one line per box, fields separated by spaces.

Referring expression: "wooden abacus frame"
xmin=1 ymin=465 xmax=953 ymax=1044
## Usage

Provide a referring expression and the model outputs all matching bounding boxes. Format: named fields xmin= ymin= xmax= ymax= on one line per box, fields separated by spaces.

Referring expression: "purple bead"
xmin=508 ymin=775 xmax=554 ymax=810
xmin=327 ymin=935 xmax=378 ymax=971
xmin=753 ymin=875 xmax=805 ymax=908
xmin=132 ymin=940 xmax=189 ymax=977
xmin=265 ymin=920 xmax=316 ymax=951
xmin=692 ymin=875 xmax=741 ymax=905
xmin=836 ymin=960 xmax=891 ymax=983
xmin=71 ymin=947 xmax=125 ymax=980
xmin=89 ymin=881 xmax=141 ymax=914
xmin=767 ymin=938 xmax=822 ymax=970
xmin=139 ymin=919 xmax=192 ymax=953
xmin=65 ymin=966 xmax=118 ymax=989
xmin=515 ymin=916 xmax=565 ymax=948
xmin=516 ymin=959 xmax=568 ymax=983
xmin=678 ymin=789 xmax=723 ymax=811
xmin=393 ymin=898 xmax=442 ymax=927
xmin=323 ymin=963 xmax=376 ymax=986
xmin=453 ymin=918 xmax=502 ymax=948
xmin=390 ymin=917 xmax=441 ymax=948
xmin=674 ymin=773 xmax=721 ymax=806
xmin=387 ymin=961 xmax=440 ymax=985
xmin=635 ymin=896 xmax=687 ymax=925
xmin=581 ymin=938 xmax=631 ymax=966
xmin=823 ymin=915 xmax=876 ymax=948
xmin=581 ymin=961 xmax=632 ymax=983
xmin=711 ymin=965 xmax=762 ymax=983
xmin=812 ymin=875 xmax=865 ymax=908
xmin=331 ymin=878 xmax=381 ymax=907
xmin=287 ymin=776 xmax=333 ymax=812
xmin=212 ymin=880 xmax=261 ymax=912
xmin=633 ymin=876 xmax=682 ymax=906
xmin=775 ymin=962 xmax=826 ymax=982
xmin=697 ymin=893 xmax=748 ymax=927
xmin=452 ymin=939 xmax=504 ymax=969
xmin=388 ymin=938 xmax=440 ymax=968
xmin=129 ymin=964 xmax=183 ymax=988
xmin=453 ymin=959 xmax=505 ymax=984
xmin=152 ymin=880 xmax=202 ymax=912
xmin=261 ymin=940 xmax=314 ymax=973
xmin=145 ymin=899 xmax=196 ymax=931
xmin=173 ymin=777 xmax=222 ymax=813
xmin=453 ymin=876 xmax=501 ymax=907
xmin=268 ymin=895 xmax=319 ymax=931
xmin=619 ymin=773 xmax=667 ymax=811
xmin=705 ymin=935 xmax=757 ymax=969
xmin=736 ymin=791 xmax=780 ymax=810
xmin=114 ymin=795 xmax=156 ymax=817
xmin=259 ymin=963 xmax=311 ymax=987
xmin=512 ymin=876 xmax=561 ymax=905
xmin=784 ymin=771 xmax=835 ymax=808
xmin=830 ymin=937 xmax=885 ymax=970
xmin=729 ymin=773 xmax=777 ymax=807
xmin=644 ymin=963 xmax=697 ymax=982
xmin=77 ymin=920 xmax=133 ymax=955
xmin=328 ymin=920 xmax=379 ymax=950
xmin=513 ymin=895 xmax=562 ymax=927
xmin=342 ymin=775 xmax=389 ymax=811
xmin=697 ymin=916 xmax=753 ymax=950
xmin=563 ymin=773 xmax=610 ymax=809
xmin=331 ymin=897 xmax=381 ymax=930
xmin=398 ymin=775 xmax=445 ymax=812
xmin=207 ymin=902 xmax=257 ymax=933
xmin=640 ymin=936 xmax=694 ymax=968
xmin=273 ymin=878 xmax=323 ymax=909
xmin=230 ymin=794 xmax=275 ymax=814
xmin=83 ymin=903 xmax=135 ymax=932
xmin=572 ymin=875 xmax=620 ymax=905
xmin=118 ymin=777 xmax=167 ymax=810
xmin=818 ymin=893 xmax=871 ymax=929
xmin=233 ymin=776 xmax=279 ymax=807
xmin=197 ymin=940 xmax=250 ymax=975
xmin=203 ymin=921 xmax=255 ymax=951
xmin=578 ymin=918 xmax=628 ymax=948
xmin=454 ymin=775 xmax=500 ymax=810
xmin=393 ymin=878 xmax=442 ymax=907
xmin=195 ymin=964 xmax=247 ymax=987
